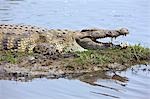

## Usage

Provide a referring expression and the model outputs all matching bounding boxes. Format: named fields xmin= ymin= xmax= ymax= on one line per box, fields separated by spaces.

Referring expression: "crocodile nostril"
xmin=108 ymin=31 xmax=111 ymax=33
xmin=106 ymin=31 xmax=112 ymax=36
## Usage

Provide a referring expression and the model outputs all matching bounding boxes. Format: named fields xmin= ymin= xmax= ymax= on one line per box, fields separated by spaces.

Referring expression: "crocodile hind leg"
xmin=33 ymin=43 xmax=60 ymax=59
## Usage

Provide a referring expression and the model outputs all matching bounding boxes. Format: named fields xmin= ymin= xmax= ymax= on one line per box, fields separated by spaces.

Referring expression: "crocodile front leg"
xmin=33 ymin=43 xmax=60 ymax=59
xmin=33 ymin=43 xmax=77 ymax=59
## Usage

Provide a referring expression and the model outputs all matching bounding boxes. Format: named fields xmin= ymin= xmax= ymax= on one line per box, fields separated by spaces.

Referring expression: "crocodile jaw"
xmin=76 ymin=28 xmax=129 ymax=50
xmin=96 ymin=28 xmax=129 ymax=48
xmin=105 ymin=28 xmax=129 ymax=38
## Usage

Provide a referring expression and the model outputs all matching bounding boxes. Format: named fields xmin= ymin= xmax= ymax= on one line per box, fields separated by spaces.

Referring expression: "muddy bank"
xmin=0 ymin=45 xmax=150 ymax=81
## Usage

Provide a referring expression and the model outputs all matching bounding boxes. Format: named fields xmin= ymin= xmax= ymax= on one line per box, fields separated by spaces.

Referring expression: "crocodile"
xmin=0 ymin=24 xmax=150 ymax=81
xmin=0 ymin=24 xmax=129 ymax=57
xmin=0 ymin=24 xmax=134 ymax=80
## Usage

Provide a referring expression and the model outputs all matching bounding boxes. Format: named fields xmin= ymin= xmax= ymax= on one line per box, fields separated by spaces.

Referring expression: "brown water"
xmin=0 ymin=0 xmax=150 ymax=99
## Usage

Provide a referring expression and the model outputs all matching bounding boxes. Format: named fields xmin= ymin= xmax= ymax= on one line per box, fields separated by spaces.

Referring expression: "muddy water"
xmin=0 ymin=0 xmax=150 ymax=99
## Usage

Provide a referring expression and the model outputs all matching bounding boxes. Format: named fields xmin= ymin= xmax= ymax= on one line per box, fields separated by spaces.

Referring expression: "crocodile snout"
xmin=118 ymin=28 xmax=129 ymax=35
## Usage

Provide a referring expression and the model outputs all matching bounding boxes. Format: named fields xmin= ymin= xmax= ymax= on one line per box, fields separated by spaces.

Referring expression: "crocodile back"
xmin=0 ymin=24 xmax=47 ymax=52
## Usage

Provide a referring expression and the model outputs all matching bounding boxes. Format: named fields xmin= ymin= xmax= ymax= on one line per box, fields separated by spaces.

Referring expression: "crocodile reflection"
xmin=0 ymin=69 xmax=128 ymax=85
xmin=1 ymin=65 xmax=149 ymax=84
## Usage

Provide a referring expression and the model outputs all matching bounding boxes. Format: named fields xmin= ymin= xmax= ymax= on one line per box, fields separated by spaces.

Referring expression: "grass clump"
xmin=0 ymin=52 xmax=17 ymax=64
xmin=0 ymin=51 xmax=33 ymax=64
xmin=72 ymin=44 xmax=150 ymax=66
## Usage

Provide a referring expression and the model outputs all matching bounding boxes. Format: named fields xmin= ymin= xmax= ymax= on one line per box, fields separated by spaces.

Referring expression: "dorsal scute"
xmin=0 ymin=24 xmax=44 ymax=52
xmin=0 ymin=24 xmax=48 ymax=35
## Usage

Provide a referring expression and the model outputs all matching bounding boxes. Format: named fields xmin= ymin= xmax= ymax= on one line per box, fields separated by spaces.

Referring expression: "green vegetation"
xmin=0 ymin=52 xmax=17 ymax=64
xmin=0 ymin=45 xmax=150 ymax=66
xmin=71 ymin=44 xmax=150 ymax=66
xmin=0 ymin=51 xmax=33 ymax=64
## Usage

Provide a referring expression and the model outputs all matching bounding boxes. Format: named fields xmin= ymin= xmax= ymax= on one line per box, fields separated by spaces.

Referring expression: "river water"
xmin=0 ymin=0 xmax=150 ymax=99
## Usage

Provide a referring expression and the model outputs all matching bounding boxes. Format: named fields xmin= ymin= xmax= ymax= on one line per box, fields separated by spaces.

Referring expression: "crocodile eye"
xmin=42 ymin=29 xmax=45 ymax=32
xmin=108 ymin=31 xmax=111 ymax=34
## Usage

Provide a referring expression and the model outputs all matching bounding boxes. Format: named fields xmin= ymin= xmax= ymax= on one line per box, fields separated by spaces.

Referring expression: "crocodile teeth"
xmin=123 ymin=34 xmax=127 ymax=36
xmin=111 ymin=37 xmax=113 ymax=42
xmin=120 ymin=42 xmax=129 ymax=48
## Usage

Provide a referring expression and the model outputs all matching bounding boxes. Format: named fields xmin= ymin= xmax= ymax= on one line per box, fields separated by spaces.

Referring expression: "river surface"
xmin=0 ymin=0 xmax=150 ymax=99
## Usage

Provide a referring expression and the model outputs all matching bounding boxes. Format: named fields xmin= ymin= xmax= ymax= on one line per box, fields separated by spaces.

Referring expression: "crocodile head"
xmin=76 ymin=28 xmax=129 ymax=50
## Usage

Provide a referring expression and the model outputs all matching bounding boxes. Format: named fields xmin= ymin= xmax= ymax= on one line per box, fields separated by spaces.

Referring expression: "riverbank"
xmin=0 ymin=45 xmax=150 ymax=81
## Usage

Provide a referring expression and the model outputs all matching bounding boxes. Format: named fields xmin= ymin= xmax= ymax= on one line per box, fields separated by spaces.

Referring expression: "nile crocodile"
xmin=0 ymin=24 xmax=129 ymax=58
xmin=1 ymin=24 xmax=150 ymax=80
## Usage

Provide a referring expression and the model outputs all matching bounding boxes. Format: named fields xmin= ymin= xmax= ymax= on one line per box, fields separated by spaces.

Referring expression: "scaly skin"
xmin=0 ymin=24 xmax=129 ymax=57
